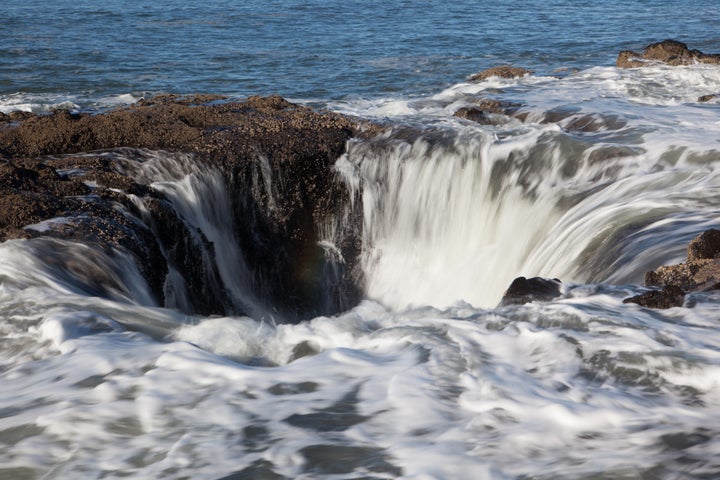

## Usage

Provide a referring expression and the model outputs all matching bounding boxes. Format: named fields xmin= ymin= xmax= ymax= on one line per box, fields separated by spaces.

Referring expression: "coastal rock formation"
xmin=499 ymin=276 xmax=562 ymax=306
xmin=644 ymin=229 xmax=720 ymax=292
xmin=469 ymin=65 xmax=532 ymax=82
xmin=453 ymin=99 xmax=524 ymax=125
xmin=623 ymin=285 xmax=685 ymax=309
xmin=698 ymin=94 xmax=719 ymax=103
xmin=0 ymin=95 xmax=378 ymax=320
xmin=617 ymin=39 xmax=720 ymax=68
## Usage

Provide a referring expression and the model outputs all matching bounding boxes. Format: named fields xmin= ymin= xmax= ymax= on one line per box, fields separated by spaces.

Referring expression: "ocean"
xmin=2 ymin=1 xmax=720 ymax=479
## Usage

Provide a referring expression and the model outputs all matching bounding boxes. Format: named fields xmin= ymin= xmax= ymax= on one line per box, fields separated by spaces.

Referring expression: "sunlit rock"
xmin=617 ymin=39 xmax=720 ymax=68
xmin=469 ymin=65 xmax=532 ymax=82
xmin=623 ymin=285 xmax=685 ymax=309
xmin=644 ymin=229 xmax=720 ymax=293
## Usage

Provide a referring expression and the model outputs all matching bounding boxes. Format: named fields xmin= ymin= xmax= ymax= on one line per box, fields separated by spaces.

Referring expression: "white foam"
xmin=39 ymin=310 xmax=124 ymax=351
xmin=3 ymin=280 xmax=720 ymax=479
xmin=0 ymin=92 xmax=141 ymax=114
xmin=0 ymin=93 xmax=80 ymax=114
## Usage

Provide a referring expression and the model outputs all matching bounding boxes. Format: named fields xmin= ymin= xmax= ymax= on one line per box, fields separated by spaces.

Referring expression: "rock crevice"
xmin=0 ymin=95 xmax=378 ymax=321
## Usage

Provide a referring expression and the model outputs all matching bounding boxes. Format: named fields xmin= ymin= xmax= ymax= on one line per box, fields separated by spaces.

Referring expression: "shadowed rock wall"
xmin=0 ymin=95 xmax=378 ymax=321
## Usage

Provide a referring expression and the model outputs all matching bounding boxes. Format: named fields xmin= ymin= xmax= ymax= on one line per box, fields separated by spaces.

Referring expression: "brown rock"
xmin=687 ymin=229 xmax=720 ymax=262
xmin=469 ymin=65 xmax=532 ymax=82
xmin=454 ymin=107 xmax=491 ymax=124
xmin=617 ymin=40 xmax=720 ymax=68
xmin=453 ymin=99 xmax=523 ymax=124
xmin=644 ymin=229 xmax=720 ymax=292
xmin=616 ymin=50 xmax=645 ymax=69
xmin=0 ymin=95 xmax=379 ymax=320
xmin=623 ymin=285 xmax=685 ymax=309
xmin=698 ymin=94 xmax=719 ymax=103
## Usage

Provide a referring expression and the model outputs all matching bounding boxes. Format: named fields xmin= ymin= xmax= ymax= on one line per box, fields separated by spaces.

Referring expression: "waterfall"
xmin=336 ymin=121 xmax=720 ymax=309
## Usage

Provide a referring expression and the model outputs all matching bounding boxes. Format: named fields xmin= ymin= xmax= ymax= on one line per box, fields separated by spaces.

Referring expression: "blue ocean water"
xmin=2 ymin=0 xmax=719 ymax=103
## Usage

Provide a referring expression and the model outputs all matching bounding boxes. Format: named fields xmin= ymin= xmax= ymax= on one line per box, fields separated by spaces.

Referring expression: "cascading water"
xmin=337 ymin=125 xmax=564 ymax=308
xmin=117 ymin=149 xmax=269 ymax=318
xmin=335 ymin=81 xmax=720 ymax=309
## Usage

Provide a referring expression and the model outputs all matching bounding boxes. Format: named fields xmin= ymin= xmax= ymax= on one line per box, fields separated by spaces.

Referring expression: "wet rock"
xmin=499 ymin=276 xmax=562 ymax=306
xmin=454 ymin=106 xmax=493 ymax=124
xmin=564 ymin=113 xmax=627 ymax=133
xmin=698 ymin=94 xmax=719 ymax=103
xmin=453 ymin=99 xmax=523 ymax=124
xmin=617 ymin=39 xmax=720 ymax=68
xmin=0 ymin=95 xmax=378 ymax=320
xmin=687 ymin=229 xmax=720 ymax=262
xmin=587 ymin=146 xmax=644 ymax=164
xmin=645 ymin=229 xmax=720 ymax=292
xmin=623 ymin=285 xmax=685 ymax=309
xmin=469 ymin=65 xmax=532 ymax=82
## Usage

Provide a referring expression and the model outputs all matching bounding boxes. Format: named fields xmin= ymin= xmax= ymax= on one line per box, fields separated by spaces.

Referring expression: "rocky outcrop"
xmin=618 ymin=229 xmax=720 ymax=309
xmin=644 ymin=229 xmax=720 ymax=292
xmin=499 ymin=276 xmax=562 ymax=306
xmin=698 ymin=94 xmax=719 ymax=103
xmin=0 ymin=95 xmax=378 ymax=320
xmin=623 ymin=285 xmax=685 ymax=309
xmin=617 ymin=40 xmax=720 ymax=68
xmin=454 ymin=99 xmax=524 ymax=125
xmin=469 ymin=66 xmax=532 ymax=82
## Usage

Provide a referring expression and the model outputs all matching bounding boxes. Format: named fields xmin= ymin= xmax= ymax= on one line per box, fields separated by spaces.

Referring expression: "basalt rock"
xmin=617 ymin=39 xmax=720 ymax=68
xmin=0 ymin=95 xmax=379 ymax=320
xmin=453 ymin=99 xmax=523 ymax=125
xmin=499 ymin=276 xmax=562 ymax=307
xmin=698 ymin=94 xmax=719 ymax=103
xmin=623 ymin=285 xmax=685 ymax=309
xmin=644 ymin=229 xmax=720 ymax=293
xmin=469 ymin=65 xmax=532 ymax=82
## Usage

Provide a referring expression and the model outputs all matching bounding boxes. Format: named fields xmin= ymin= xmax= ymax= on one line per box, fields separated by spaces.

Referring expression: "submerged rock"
xmin=617 ymin=39 xmax=720 ymax=68
xmin=0 ymin=95 xmax=379 ymax=320
xmin=469 ymin=65 xmax=532 ymax=82
xmin=623 ymin=285 xmax=685 ymax=309
xmin=499 ymin=276 xmax=562 ymax=306
xmin=453 ymin=99 xmax=523 ymax=125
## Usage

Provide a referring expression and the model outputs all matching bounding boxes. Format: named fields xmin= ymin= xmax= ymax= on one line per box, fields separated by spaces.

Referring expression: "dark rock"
xmin=645 ymin=229 xmax=720 ymax=292
xmin=563 ymin=113 xmax=627 ymax=133
xmin=698 ymin=94 xmax=719 ymax=103
xmin=469 ymin=65 xmax=532 ymax=82
xmin=687 ymin=228 xmax=720 ymax=262
xmin=453 ymin=99 xmax=523 ymax=124
xmin=587 ymin=146 xmax=644 ymax=164
xmin=499 ymin=276 xmax=562 ymax=306
xmin=0 ymin=95 xmax=379 ymax=321
xmin=454 ymin=107 xmax=492 ymax=124
xmin=617 ymin=40 xmax=720 ymax=68
xmin=623 ymin=285 xmax=685 ymax=309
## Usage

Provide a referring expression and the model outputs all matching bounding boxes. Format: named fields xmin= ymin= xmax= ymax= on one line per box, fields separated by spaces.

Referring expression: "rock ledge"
xmin=617 ymin=40 xmax=720 ymax=68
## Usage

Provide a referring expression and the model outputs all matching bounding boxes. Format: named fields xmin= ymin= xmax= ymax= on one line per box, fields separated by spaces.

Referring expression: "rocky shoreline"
xmin=459 ymin=40 xmax=720 ymax=125
xmin=2 ymin=40 xmax=719 ymax=318
xmin=0 ymin=95 xmax=379 ymax=320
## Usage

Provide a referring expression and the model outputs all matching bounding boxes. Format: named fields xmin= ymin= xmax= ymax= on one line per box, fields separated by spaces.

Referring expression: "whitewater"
xmin=3 ymin=1 xmax=720 ymax=479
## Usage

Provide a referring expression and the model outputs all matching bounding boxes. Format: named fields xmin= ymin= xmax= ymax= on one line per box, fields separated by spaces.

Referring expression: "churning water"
xmin=2 ymin=1 xmax=720 ymax=479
